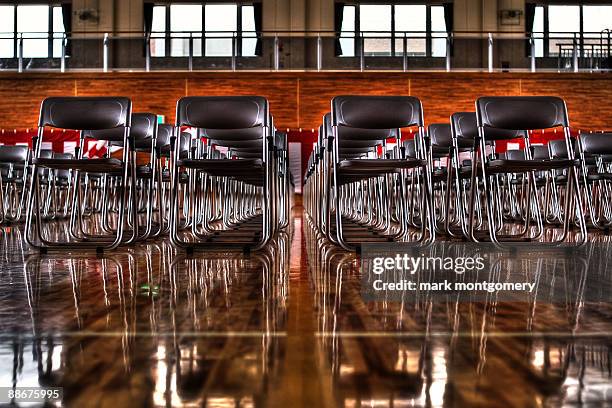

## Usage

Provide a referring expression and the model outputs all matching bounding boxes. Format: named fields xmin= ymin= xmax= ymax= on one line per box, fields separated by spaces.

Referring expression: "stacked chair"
xmin=169 ymin=96 xmax=289 ymax=251
xmin=305 ymin=95 xmax=601 ymax=251
xmin=25 ymin=97 xmax=134 ymax=251
xmin=2 ymin=93 xmax=610 ymax=252
xmin=304 ymin=96 xmax=435 ymax=251
xmin=12 ymin=95 xmax=288 ymax=252
xmin=0 ymin=145 xmax=30 ymax=223
xmin=468 ymin=96 xmax=587 ymax=244
xmin=578 ymin=132 xmax=612 ymax=230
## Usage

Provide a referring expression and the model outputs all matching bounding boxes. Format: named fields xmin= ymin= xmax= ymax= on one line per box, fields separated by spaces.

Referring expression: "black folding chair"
xmin=0 ymin=145 xmax=30 ymax=224
xmin=473 ymin=96 xmax=587 ymax=245
xmin=330 ymin=95 xmax=434 ymax=251
xmin=170 ymin=96 xmax=274 ymax=251
xmin=25 ymin=96 xmax=132 ymax=251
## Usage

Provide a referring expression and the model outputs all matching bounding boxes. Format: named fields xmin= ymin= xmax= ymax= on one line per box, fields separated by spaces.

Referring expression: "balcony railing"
xmin=0 ymin=30 xmax=610 ymax=73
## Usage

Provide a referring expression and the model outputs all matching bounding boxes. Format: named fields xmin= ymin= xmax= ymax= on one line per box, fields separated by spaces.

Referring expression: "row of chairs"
xmin=304 ymin=95 xmax=612 ymax=250
xmin=0 ymin=96 xmax=292 ymax=252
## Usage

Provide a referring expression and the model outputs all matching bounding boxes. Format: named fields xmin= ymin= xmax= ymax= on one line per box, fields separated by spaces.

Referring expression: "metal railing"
xmin=0 ymin=30 xmax=610 ymax=73
xmin=556 ymin=30 xmax=612 ymax=72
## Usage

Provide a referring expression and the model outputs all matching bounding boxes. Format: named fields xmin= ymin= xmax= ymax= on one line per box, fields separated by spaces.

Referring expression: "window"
xmin=0 ymin=6 xmax=15 ymax=58
xmin=395 ymin=5 xmax=426 ymax=56
xmin=0 ymin=5 xmax=65 ymax=59
xmin=583 ymin=5 xmax=612 ymax=54
xmin=338 ymin=3 xmax=451 ymax=58
xmin=150 ymin=3 xmax=260 ymax=57
xmin=52 ymin=7 xmax=65 ymax=58
xmin=150 ymin=6 xmax=166 ymax=57
xmin=548 ymin=5 xmax=580 ymax=55
xmin=170 ymin=4 xmax=202 ymax=57
xmin=18 ymin=5 xmax=49 ymax=58
xmin=430 ymin=6 xmax=447 ymax=57
xmin=205 ymin=4 xmax=237 ymax=56
xmin=361 ymin=5 xmax=392 ymax=56
xmin=532 ymin=6 xmax=544 ymax=58
xmin=530 ymin=4 xmax=612 ymax=58
xmin=241 ymin=5 xmax=257 ymax=57
xmin=339 ymin=5 xmax=356 ymax=57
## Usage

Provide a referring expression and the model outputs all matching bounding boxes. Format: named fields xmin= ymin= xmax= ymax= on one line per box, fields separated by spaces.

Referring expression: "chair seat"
xmin=33 ymin=158 xmax=123 ymax=173
xmin=432 ymin=168 xmax=447 ymax=182
xmin=177 ymin=159 xmax=264 ymax=177
xmin=338 ymin=158 xmax=426 ymax=174
xmin=136 ymin=165 xmax=153 ymax=178
xmin=587 ymin=173 xmax=612 ymax=181
xmin=458 ymin=165 xmax=483 ymax=178
xmin=486 ymin=159 xmax=575 ymax=174
xmin=337 ymin=159 xmax=426 ymax=185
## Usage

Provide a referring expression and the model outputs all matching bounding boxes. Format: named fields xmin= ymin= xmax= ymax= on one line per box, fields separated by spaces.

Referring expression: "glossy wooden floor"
xmin=1 ymin=207 xmax=611 ymax=407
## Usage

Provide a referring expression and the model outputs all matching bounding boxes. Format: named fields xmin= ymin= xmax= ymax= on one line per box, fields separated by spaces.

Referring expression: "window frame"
xmin=339 ymin=2 xmax=448 ymax=58
xmin=151 ymin=2 xmax=259 ymax=58
xmin=0 ymin=3 xmax=64 ymax=59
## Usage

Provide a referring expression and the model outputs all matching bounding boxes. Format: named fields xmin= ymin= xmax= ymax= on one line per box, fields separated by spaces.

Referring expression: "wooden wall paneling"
xmin=411 ymin=77 xmax=521 ymax=125
xmin=186 ymin=75 xmax=300 ymax=129
xmin=520 ymin=78 xmax=612 ymax=130
xmin=0 ymin=72 xmax=611 ymax=133
xmin=0 ymin=78 xmax=76 ymax=129
xmin=297 ymin=75 xmax=410 ymax=129
xmin=75 ymin=76 xmax=186 ymax=124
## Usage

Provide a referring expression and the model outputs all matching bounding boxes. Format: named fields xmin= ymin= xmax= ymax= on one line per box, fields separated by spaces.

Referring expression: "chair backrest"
xmin=203 ymin=127 xmax=264 ymax=141
xmin=38 ymin=149 xmax=54 ymax=159
xmin=451 ymin=112 xmax=524 ymax=141
xmin=0 ymin=145 xmax=28 ymax=163
xmin=323 ymin=113 xmax=333 ymax=139
xmin=38 ymin=97 xmax=131 ymax=130
xmin=92 ymin=113 xmax=157 ymax=145
xmin=275 ymin=131 xmax=287 ymax=151
xmin=404 ymin=140 xmax=417 ymax=159
xmin=580 ymin=133 xmax=612 ymax=155
xmin=179 ymin=132 xmax=193 ymax=159
xmin=506 ymin=150 xmax=526 ymax=160
xmin=530 ymin=145 xmax=550 ymax=160
xmin=476 ymin=96 xmax=569 ymax=130
xmin=156 ymin=124 xmax=172 ymax=149
xmin=131 ymin=113 xmax=157 ymax=146
xmin=429 ymin=124 xmax=452 ymax=148
xmin=176 ymin=96 xmax=268 ymax=129
xmin=549 ymin=139 xmax=576 ymax=159
xmin=332 ymin=95 xmax=423 ymax=129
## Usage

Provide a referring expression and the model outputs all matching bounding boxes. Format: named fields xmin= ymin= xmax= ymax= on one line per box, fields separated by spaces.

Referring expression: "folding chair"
xmin=330 ymin=95 xmax=434 ymax=251
xmin=0 ymin=145 xmax=30 ymax=223
xmin=472 ymin=96 xmax=587 ymax=244
xmin=169 ymin=96 xmax=274 ymax=251
xmin=25 ymin=96 xmax=132 ymax=251
xmin=577 ymin=132 xmax=612 ymax=230
xmin=91 ymin=112 xmax=158 ymax=243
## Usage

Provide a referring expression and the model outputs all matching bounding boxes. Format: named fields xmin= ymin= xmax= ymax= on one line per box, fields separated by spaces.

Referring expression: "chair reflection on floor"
xmin=304 ymin=206 xmax=603 ymax=405
xmin=158 ymin=231 xmax=291 ymax=406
